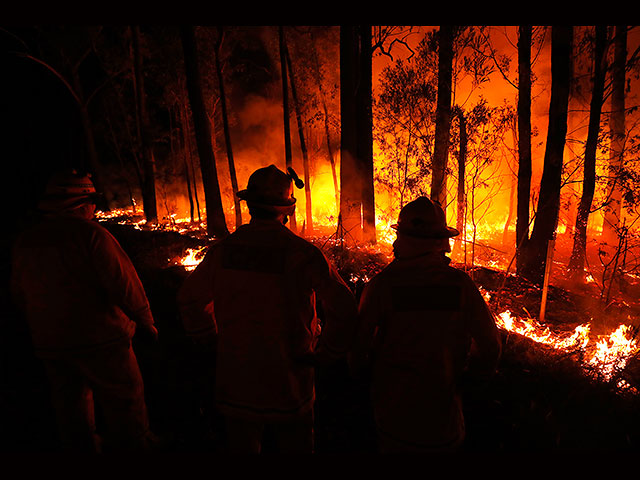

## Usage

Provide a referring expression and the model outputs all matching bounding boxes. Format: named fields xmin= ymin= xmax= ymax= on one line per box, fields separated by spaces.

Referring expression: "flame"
xmin=98 ymin=200 xmax=639 ymax=394
xmin=174 ymin=247 xmax=207 ymax=271
xmin=494 ymin=306 xmax=639 ymax=387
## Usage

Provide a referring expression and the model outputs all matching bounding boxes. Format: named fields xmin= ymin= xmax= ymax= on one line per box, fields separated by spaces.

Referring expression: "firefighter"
xmin=10 ymin=169 xmax=158 ymax=452
xmin=349 ymin=196 xmax=501 ymax=452
xmin=177 ymin=164 xmax=358 ymax=453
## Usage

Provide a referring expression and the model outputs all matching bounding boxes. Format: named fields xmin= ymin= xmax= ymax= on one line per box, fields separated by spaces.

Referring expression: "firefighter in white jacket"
xmin=177 ymin=165 xmax=357 ymax=453
xmin=349 ymin=196 xmax=501 ymax=452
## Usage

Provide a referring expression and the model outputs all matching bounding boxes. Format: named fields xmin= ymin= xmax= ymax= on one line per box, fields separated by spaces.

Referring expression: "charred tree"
xmin=431 ymin=25 xmax=454 ymax=212
xmin=338 ymin=25 xmax=376 ymax=244
xmin=284 ymin=42 xmax=313 ymax=235
xmin=279 ymin=26 xmax=298 ymax=233
xmin=454 ymin=106 xmax=467 ymax=254
xmin=602 ymin=25 xmax=627 ymax=245
xmin=180 ymin=26 xmax=229 ymax=238
xmin=516 ymin=25 xmax=533 ymax=275
xmin=215 ymin=27 xmax=242 ymax=230
xmin=181 ymin=99 xmax=201 ymax=223
xmin=15 ymin=30 xmax=113 ymax=211
xmin=131 ymin=26 xmax=158 ymax=223
xmin=339 ymin=25 xmax=363 ymax=242
xmin=523 ymin=26 xmax=573 ymax=284
xmin=359 ymin=25 xmax=376 ymax=244
xmin=568 ymin=25 xmax=608 ymax=280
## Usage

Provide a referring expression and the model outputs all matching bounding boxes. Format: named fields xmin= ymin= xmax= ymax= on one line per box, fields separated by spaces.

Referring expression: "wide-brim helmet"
xmin=237 ymin=164 xmax=297 ymax=214
xmin=37 ymin=169 xmax=101 ymax=211
xmin=392 ymin=196 xmax=459 ymax=238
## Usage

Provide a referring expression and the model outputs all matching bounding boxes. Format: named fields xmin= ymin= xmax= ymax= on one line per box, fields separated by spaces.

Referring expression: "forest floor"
xmin=2 ymin=222 xmax=640 ymax=454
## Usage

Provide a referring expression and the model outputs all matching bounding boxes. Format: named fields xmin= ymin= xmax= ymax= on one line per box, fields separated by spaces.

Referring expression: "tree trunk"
xmin=339 ymin=25 xmax=362 ymax=242
xmin=279 ymin=26 xmax=297 ymax=233
xmin=454 ymin=107 xmax=467 ymax=255
xmin=431 ymin=25 xmax=454 ymax=212
xmin=69 ymin=66 xmax=111 ymax=211
xmin=131 ymin=26 xmax=158 ymax=223
xmin=284 ymin=43 xmax=313 ymax=235
xmin=568 ymin=25 xmax=608 ymax=279
xmin=503 ymin=117 xmax=518 ymax=247
xmin=602 ymin=25 xmax=627 ymax=245
xmin=181 ymin=99 xmax=201 ymax=222
xmin=215 ymin=26 xmax=242 ymax=230
xmin=180 ymin=26 xmax=229 ymax=238
xmin=516 ymin=25 xmax=533 ymax=275
xmin=358 ymin=25 xmax=376 ymax=244
xmin=523 ymin=26 xmax=573 ymax=284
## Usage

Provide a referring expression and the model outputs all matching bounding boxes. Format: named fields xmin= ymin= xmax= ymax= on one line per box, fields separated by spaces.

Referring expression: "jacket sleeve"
xmin=90 ymin=226 xmax=154 ymax=330
xmin=176 ymin=246 xmax=217 ymax=341
xmin=309 ymin=248 xmax=358 ymax=363
xmin=464 ymin=277 xmax=501 ymax=375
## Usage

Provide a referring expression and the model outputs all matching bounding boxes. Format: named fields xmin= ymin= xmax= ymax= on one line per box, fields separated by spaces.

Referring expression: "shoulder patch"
xmin=221 ymin=243 xmax=286 ymax=274
xmin=391 ymin=284 xmax=461 ymax=312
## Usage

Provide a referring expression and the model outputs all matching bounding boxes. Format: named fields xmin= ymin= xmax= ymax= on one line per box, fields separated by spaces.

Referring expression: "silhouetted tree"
xmin=284 ymin=39 xmax=313 ymax=234
xmin=522 ymin=26 xmax=573 ymax=284
xmin=131 ymin=26 xmax=158 ymax=223
xmin=180 ymin=26 xmax=229 ymax=238
xmin=215 ymin=26 xmax=242 ymax=230
xmin=431 ymin=25 xmax=454 ymax=210
xmin=568 ymin=25 xmax=608 ymax=280
xmin=279 ymin=26 xmax=297 ymax=233
xmin=339 ymin=25 xmax=363 ymax=243
xmin=602 ymin=25 xmax=627 ymax=245
xmin=516 ymin=25 xmax=533 ymax=276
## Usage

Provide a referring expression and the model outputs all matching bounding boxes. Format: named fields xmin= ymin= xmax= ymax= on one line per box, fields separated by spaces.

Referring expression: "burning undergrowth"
xmin=91 ymin=216 xmax=640 ymax=450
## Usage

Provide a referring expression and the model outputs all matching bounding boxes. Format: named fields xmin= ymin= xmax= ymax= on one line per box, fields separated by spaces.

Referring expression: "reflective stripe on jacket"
xmin=352 ymin=252 xmax=501 ymax=449
xmin=10 ymin=214 xmax=154 ymax=357
xmin=177 ymin=219 xmax=358 ymax=421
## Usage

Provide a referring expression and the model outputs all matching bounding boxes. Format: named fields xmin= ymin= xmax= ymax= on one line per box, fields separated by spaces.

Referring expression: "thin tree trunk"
xmin=215 ymin=26 xmax=242 ymax=230
xmin=308 ymin=29 xmax=339 ymax=212
xmin=503 ymin=118 xmax=518 ymax=247
xmin=284 ymin=43 xmax=313 ymax=235
xmin=279 ymin=26 xmax=297 ymax=232
xmin=602 ymin=25 xmax=627 ymax=245
xmin=174 ymin=106 xmax=195 ymax=223
xmin=431 ymin=25 xmax=454 ymax=211
xmin=568 ymin=25 xmax=608 ymax=279
xmin=454 ymin=107 xmax=467 ymax=254
xmin=105 ymin=107 xmax=136 ymax=213
xmin=516 ymin=25 xmax=533 ymax=275
xmin=70 ymin=67 xmax=111 ymax=211
xmin=523 ymin=26 xmax=573 ymax=284
xmin=182 ymin=99 xmax=201 ymax=222
xmin=132 ymin=25 xmax=158 ymax=223
xmin=180 ymin=26 xmax=229 ymax=238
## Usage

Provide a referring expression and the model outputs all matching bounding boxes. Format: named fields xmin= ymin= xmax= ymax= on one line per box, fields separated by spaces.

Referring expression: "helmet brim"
xmin=391 ymin=223 xmax=460 ymax=238
xmin=237 ymin=189 xmax=296 ymax=207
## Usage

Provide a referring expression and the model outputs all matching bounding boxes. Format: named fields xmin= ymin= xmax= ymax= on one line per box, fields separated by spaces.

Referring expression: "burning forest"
xmin=3 ymin=25 xmax=640 ymax=453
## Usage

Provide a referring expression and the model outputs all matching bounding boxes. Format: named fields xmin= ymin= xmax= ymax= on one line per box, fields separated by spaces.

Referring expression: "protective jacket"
xmin=10 ymin=214 xmax=155 ymax=358
xmin=177 ymin=218 xmax=358 ymax=422
xmin=351 ymin=246 xmax=501 ymax=450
